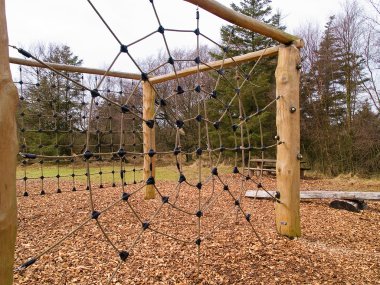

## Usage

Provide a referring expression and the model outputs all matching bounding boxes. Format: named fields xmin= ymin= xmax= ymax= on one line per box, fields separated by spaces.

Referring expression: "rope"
xmin=13 ymin=1 xmax=280 ymax=283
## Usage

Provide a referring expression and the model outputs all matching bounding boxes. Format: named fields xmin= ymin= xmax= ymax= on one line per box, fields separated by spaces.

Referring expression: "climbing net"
xmin=16 ymin=67 xmax=144 ymax=195
xmin=12 ymin=1 xmax=281 ymax=283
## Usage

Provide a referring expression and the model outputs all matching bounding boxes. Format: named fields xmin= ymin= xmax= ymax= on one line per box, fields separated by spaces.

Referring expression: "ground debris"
xmin=14 ymin=176 xmax=380 ymax=284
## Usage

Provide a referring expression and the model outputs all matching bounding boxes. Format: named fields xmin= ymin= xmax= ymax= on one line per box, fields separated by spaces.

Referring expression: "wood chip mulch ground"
xmin=14 ymin=175 xmax=380 ymax=284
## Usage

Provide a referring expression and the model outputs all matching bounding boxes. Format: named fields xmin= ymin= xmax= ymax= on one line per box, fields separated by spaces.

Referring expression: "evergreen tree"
xmin=301 ymin=17 xmax=348 ymax=174
xmin=352 ymin=102 xmax=380 ymax=174
xmin=220 ymin=0 xmax=285 ymax=53
xmin=330 ymin=0 xmax=367 ymax=173
xmin=19 ymin=44 xmax=84 ymax=156
xmin=301 ymin=8 xmax=369 ymax=175
xmin=209 ymin=0 xmax=285 ymax=157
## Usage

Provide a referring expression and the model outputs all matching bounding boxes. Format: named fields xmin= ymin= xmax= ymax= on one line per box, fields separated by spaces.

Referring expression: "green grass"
xmin=17 ymin=164 xmax=142 ymax=184
xmin=17 ymin=163 xmax=232 ymax=184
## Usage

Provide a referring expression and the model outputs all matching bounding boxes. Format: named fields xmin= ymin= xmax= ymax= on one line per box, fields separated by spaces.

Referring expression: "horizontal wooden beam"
xmin=150 ymin=45 xmax=279 ymax=84
xmin=246 ymin=190 xmax=380 ymax=200
xmin=184 ymin=0 xmax=302 ymax=46
xmin=9 ymin=57 xmax=141 ymax=80
xmin=11 ymin=45 xmax=279 ymax=85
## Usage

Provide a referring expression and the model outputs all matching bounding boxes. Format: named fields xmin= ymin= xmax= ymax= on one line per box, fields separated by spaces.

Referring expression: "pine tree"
xmin=313 ymin=16 xmax=346 ymax=123
xmin=208 ymin=0 xmax=285 ymax=157
xmin=301 ymin=10 xmax=369 ymax=174
xmin=19 ymin=44 xmax=84 ymax=156
xmin=300 ymin=17 xmax=346 ymax=174
xmin=220 ymin=0 xmax=285 ymax=53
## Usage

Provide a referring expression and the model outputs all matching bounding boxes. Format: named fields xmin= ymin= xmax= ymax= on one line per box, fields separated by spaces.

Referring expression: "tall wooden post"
xmin=143 ymin=81 xmax=156 ymax=199
xmin=0 ymin=0 xmax=19 ymax=283
xmin=275 ymin=45 xmax=301 ymax=238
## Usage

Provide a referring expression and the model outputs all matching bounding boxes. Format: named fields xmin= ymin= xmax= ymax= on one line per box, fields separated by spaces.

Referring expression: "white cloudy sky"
xmin=5 ymin=0 xmax=370 ymax=71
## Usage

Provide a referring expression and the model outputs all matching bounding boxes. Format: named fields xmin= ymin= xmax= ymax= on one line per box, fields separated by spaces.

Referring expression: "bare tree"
xmin=367 ymin=0 xmax=380 ymax=24
xmin=361 ymin=23 xmax=380 ymax=112
xmin=295 ymin=22 xmax=321 ymax=74
xmin=334 ymin=0 xmax=366 ymax=129
xmin=138 ymin=46 xmax=218 ymax=159
xmin=362 ymin=0 xmax=380 ymax=112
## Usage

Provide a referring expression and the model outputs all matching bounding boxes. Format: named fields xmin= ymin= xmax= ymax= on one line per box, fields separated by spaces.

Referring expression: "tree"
xmin=332 ymin=0 xmax=368 ymax=173
xmin=220 ymin=0 xmax=285 ymax=53
xmin=361 ymin=23 xmax=380 ymax=112
xmin=299 ymin=1 xmax=377 ymax=175
xmin=352 ymin=102 xmax=380 ymax=174
xmin=334 ymin=0 xmax=367 ymax=131
xmin=94 ymin=76 xmax=144 ymax=157
xmin=362 ymin=0 xmax=380 ymax=112
xmin=19 ymin=43 xmax=84 ymax=156
xmin=213 ymin=0 xmax=286 ymax=158
xmin=138 ymin=46 xmax=217 ymax=161
xmin=299 ymin=16 xmax=355 ymax=174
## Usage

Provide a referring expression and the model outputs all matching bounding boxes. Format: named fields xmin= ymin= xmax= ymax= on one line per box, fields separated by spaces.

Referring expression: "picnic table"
xmin=246 ymin=158 xmax=310 ymax=178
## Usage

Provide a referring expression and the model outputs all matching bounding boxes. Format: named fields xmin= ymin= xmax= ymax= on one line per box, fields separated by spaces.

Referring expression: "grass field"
xmin=17 ymin=162 xmax=233 ymax=185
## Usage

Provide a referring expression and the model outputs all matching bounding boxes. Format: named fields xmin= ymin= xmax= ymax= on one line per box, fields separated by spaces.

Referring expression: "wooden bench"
xmin=300 ymin=164 xmax=311 ymax=178
xmin=246 ymin=158 xmax=310 ymax=178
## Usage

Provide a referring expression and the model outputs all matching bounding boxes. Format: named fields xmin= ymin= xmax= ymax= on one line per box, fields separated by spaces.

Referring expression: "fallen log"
xmin=245 ymin=190 xmax=380 ymax=200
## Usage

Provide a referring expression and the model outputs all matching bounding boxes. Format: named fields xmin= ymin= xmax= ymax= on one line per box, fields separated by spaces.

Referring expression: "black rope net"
xmin=12 ymin=1 xmax=281 ymax=283
xmin=17 ymin=67 xmax=143 ymax=195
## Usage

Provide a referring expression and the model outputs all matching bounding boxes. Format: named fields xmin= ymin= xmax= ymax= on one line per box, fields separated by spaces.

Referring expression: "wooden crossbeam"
xmin=246 ymin=190 xmax=380 ymax=200
xmin=150 ymin=45 xmax=279 ymax=84
xmin=184 ymin=0 xmax=303 ymax=46
xmin=9 ymin=57 xmax=141 ymax=80
xmin=10 ymin=45 xmax=279 ymax=85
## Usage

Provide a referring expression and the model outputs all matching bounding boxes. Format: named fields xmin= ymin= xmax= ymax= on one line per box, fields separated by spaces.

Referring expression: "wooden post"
xmin=143 ymin=82 xmax=156 ymax=199
xmin=0 ymin=0 xmax=19 ymax=284
xmin=275 ymin=45 xmax=301 ymax=238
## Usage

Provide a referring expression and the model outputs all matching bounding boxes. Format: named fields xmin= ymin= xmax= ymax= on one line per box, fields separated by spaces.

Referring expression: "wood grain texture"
xmin=275 ymin=45 xmax=301 ymax=238
xmin=142 ymin=82 xmax=156 ymax=199
xmin=9 ymin=57 xmax=141 ymax=80
xmin=0 ymin=0 xmax=18 ymax=283
xmin=150 ymin=45 xmax=279 ymax=84
xmin=184 ymin=0 xmax=301 ymax=45
xmin=246 ymin=190 xmax=380 ymax=200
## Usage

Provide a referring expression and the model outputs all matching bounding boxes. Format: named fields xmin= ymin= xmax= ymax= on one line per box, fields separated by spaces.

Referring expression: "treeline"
xmin=298 ymin=0 xmax=380 ymax=175
xmin=18 ymin=0 xmax=283 ymax=166
xmin=17 ymin=44 xmax=144 ymax=159
xmin=17 ymin=0 xmax=380 ymax=176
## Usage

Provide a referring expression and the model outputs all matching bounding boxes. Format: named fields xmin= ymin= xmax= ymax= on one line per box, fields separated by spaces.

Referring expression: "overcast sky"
xmin=5 ymin=0 xmax=370 ymax=72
